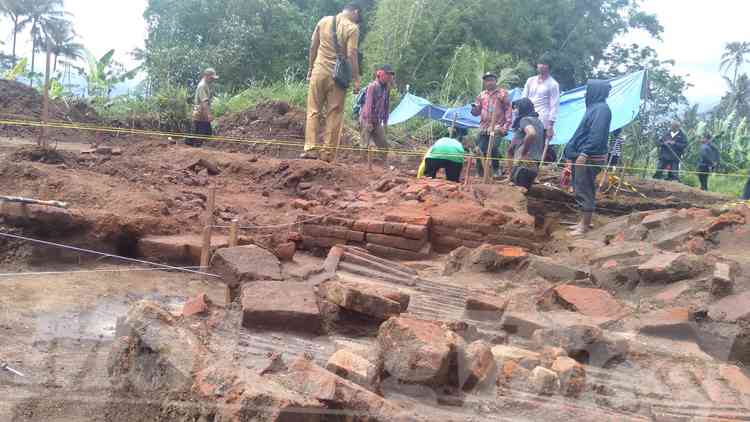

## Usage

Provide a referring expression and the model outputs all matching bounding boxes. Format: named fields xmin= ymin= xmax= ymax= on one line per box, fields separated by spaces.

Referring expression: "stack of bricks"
xmin=299 ymin=208 xmax=540 ymax=259
xmin=300 ymin=216 xmax=431 ymax=261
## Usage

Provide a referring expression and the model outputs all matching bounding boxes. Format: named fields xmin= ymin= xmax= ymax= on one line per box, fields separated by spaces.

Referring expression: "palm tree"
xmin=0 ymin=0 xmax=32 ymax=65
xmin=41 ymin=18 xmax=83 ymax=72
xmin=723 ymin=74 xmax=750 ymax=120
xmin=720 ymin=41 xmax=750 ymax=88
xmin=19 ymin=0 xmax=65 ymax=87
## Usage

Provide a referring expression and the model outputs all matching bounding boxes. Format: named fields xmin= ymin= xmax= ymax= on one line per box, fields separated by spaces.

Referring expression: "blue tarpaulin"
xmin=388 ymin=71 xmax=647 ymax=145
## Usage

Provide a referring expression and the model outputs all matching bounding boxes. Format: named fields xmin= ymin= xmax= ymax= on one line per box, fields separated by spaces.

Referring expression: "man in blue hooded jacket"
xmin=563 ymin=80 xmax=612 ymax=236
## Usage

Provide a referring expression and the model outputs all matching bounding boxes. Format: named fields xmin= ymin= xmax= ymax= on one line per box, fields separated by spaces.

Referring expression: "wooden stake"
xmin=229 ymin=219 xmax=239 ymax=247
xmin=200 ymin=187 xmax=217 ymax=269
xmin=367 ymin=146 xmax=373 ymax=171
xmin=484 ymin=101 xmax=497 ymax=183
xmin=464 ymin=154 xmax=473 ymax=187
xmin=40 ymin=37 xmax=52 ymax=151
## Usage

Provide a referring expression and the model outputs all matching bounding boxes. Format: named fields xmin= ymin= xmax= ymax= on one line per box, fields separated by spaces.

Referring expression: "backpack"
xmin=352 ymin=89 xmax=367 ymax=119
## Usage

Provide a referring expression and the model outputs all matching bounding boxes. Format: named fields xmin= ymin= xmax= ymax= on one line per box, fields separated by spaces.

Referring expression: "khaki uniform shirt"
xmin=193 ymin=80 xmax=213 ymax=122
xmin=312 ymin=13 xmax=359 ymax=77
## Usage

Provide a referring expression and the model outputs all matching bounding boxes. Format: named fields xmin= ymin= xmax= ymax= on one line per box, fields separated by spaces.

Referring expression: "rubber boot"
xmin=570 ymin=212 xmax=593 ymax=237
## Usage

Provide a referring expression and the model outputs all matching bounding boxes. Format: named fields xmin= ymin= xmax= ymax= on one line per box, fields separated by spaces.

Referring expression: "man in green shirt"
xmin=419 ymin=137 xmax=465 ymax=182
xmin=188 ymin=68 xmax=219 ymax=147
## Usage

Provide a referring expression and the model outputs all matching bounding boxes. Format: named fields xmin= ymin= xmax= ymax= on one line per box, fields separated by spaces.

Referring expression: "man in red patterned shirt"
xmin=360 ymin=64 xmax=395 ymax=161
xmin=471 ymin=72 xmax=512 ymax=177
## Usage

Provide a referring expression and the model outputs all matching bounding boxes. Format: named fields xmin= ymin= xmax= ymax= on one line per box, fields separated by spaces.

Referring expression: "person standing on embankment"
xmin=359 ymin=64 xmax=395 ymax=163
xmin=188 ymin=68 xmax=219 ymax=147
xmin=522 ymin=54 xmax=561 ymax=161
xmin=304 ymin=3 xmax=362 ymax=161
xmin=563 ymin=80 xmax=613 ymax=237
xmin=471 ymin=72 xmax=512 ymax=178
xmin=697 ymin=133 xmax=720 ymax=191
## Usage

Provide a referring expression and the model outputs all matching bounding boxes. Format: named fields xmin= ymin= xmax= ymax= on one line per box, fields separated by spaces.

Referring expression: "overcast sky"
xmin=1 ymin=0 xmax=748 ymax=109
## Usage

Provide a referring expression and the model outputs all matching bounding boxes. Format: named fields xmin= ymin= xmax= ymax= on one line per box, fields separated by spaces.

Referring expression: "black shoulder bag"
xmin=331 ymin=15 xmax=352 ymax=89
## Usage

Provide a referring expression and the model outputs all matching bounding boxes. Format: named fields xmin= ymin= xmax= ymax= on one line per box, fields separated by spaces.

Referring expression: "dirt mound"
xmin=216 ymin=100 xmax=306 ymax=140
xmin=0 ymin=79 xmax=100 ymax=124
xmin=0 ymin=79 xmax=101 ymax=142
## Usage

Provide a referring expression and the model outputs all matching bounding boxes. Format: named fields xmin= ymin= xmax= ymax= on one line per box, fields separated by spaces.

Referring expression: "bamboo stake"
xmin=483 ymin=100 xmax=498 ymax=184
xmin=200 ymin=187 xmax=217 ymax=269
xmin=229 ymin=219 xmax=239 ymax=247
xmin=40 ymin=37 xmax=52 ymax=151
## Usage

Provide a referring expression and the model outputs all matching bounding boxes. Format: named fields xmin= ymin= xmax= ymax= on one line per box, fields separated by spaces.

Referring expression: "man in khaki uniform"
xmin=188 ymin=68 xmax=219 ymax=147
xmin=304 ymin=3 xmax=362 ymax=160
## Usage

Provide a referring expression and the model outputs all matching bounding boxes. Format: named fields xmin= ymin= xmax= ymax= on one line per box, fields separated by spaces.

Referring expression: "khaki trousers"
xmin=305 ymin=70 xmax=346 ymax=154
xmin=361 ymin=123 xmax=389 ymax=160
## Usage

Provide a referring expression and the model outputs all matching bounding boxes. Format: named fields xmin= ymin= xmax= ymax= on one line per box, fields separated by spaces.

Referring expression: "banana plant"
xmin=3 ymin=57 xmax=27 ymax=80
xmin=77 ymin=48 xmax=140 ymax=98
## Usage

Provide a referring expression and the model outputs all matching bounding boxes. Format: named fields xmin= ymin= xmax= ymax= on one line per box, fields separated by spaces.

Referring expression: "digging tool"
xmin=0 ymin=360 xmax=25 ymax=377
xmin=482 ymin=100 xmax=499 ymax=184
xmin=0 ymin=196 xmax=68 ymax=209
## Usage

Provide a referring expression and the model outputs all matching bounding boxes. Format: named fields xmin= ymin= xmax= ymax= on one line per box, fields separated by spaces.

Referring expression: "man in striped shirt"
xmin=608 ymin=129 xmax=624 ymax=167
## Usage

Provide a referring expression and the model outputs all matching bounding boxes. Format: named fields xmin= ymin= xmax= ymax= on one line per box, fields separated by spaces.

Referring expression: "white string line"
xmin=0 ymin=232 xmax=220 ymax=278
xmin=0 ymin=266 xmax=206 ymax=278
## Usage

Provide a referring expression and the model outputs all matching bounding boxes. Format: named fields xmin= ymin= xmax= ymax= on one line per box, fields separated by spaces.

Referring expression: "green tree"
xmin=20 ymin=0 xmax=65 ymax=87
xmin=721 ymin=73 xmax=750 ymax=120
xmin=363 ymin=0 xmax=662 ymax=96
xmin=0 ymin=0 xmax=32 ymax=65
xmin=142 ymin=0 xmax=311 ymax=92
xmin=720 ymin=41 xmax=750 ymax=88
xmin=41 ymin=18 xmax=83 ymax=72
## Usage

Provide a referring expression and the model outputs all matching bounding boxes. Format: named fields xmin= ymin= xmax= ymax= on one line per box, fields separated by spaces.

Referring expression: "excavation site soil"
xmin=2 ymin=79 xmax=750 ymax=422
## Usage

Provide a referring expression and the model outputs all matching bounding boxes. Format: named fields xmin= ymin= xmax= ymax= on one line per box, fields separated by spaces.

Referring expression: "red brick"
xmin=432 ymin=235 xmax=463 ymax=253
xmin=182 ymin=293 xmax=210 ymax=317
xmin=383 ymin=222 xmax=407 ymax=236
xmin=365 ymin=243 xmax=431 ymax=261
xmin=455 ymin=229 xmax=485 ymax=241
xmin=465 ymin=294 xmax=508 ymax=321
xmin=302 ymin=236 xmax=344 ymax=249
xmin=292 ymin=199 xmax=313 ymax=210
xmin=638 ymin=307 xmax=692 ymax=337
xmin=325 ymin=217 xmax=354 ymax=228
xmin=366 ymin=233 xmax=427 ymax=252
xmin=366 ymin=221 xmax=385 ymax=234
xmin=323 ymin=246 xmax=345 ymax=273
xmin=462 ymin=240 xmax=483 ymax=249
xmin=352 ymin=220 xmax=369 ymax=232
xmin=346 ymin=230 xmax=366 ymax=243
xmin=384 ymin=210 xmax=432 ymax=226
xmin=402 ymin=224 xmax=428 ymax=240
xmin=553 ymin=285 xmax=626 ymax=319
xmin=274 ymin=242 xmax=296 ymax=261
xmin=720 ymin=365 xmax=750 ymax=397
xmin=432 ymin=225 xmax=457 ymax=237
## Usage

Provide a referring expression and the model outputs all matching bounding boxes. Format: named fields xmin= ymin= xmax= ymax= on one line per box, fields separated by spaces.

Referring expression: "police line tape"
xmin=2 ymin=115 xmax=750 ymax=180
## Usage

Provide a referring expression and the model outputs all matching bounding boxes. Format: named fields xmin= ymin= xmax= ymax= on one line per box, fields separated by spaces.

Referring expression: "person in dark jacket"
xmin=563 ymin=80 xmax=612 ymax=236
xmin=654 ymin=121 xmax=688 ymax=181
xmin=744 ymin=177 xmax=750 ymax=200
xmin=697 ymin=133 xmax=720 ymax=191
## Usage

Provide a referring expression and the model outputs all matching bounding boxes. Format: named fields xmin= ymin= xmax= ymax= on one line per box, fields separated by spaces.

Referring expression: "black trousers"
xmin=698 ymin=165 xmax=711 ymax=191
xmin=511 ymin=165 xmax=538 ymax=190
xmin=187 ymin=121 xmax=212 ymax=147
xmin=476 ymin=133 xmax=501 ymax=176
xmin=574 ymin=160 xmax=603 ymax=213
xmin=654 ymin=159 xmax=680 ymax=180
xmin=425 ymin=158 xmax=463 ymax=182
xmin=743 ymin=177 xmax=750 ymax=200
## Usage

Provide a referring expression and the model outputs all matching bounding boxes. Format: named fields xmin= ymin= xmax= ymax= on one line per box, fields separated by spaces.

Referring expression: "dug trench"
xmin=3 ymin=129 xmax=750 ymax=421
